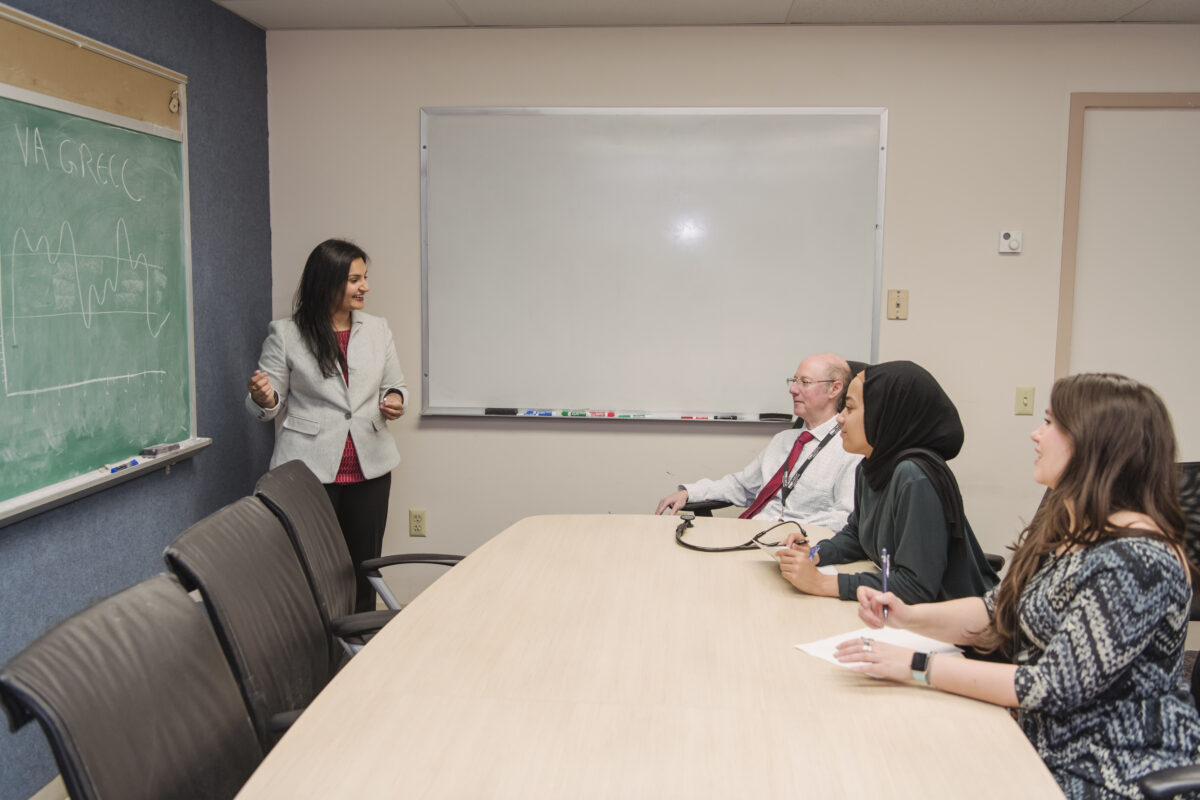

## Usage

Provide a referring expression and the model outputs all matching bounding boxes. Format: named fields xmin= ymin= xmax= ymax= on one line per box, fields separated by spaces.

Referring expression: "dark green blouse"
xmin=817 ymin=460 xmax=998 ymax=603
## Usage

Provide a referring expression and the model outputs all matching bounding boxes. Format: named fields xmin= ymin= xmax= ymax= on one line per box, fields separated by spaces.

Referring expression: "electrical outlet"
xmin=886 ymin=289 xmax=909 ymax=320
xmin=409 ymin=508 xmax=427 ymax=537
xmin=1014 ymin=386 xmax=1035 ymax=416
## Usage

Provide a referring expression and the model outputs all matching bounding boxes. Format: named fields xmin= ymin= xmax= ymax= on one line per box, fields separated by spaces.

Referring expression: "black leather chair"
xmin=1138 ymin=651 xmax=1200 ymax=799
xmin=254 ymin=460 xmax=463 ymax=660
xmin=1178 ymin=462 xmax=1200 ymax=620
xmin=164 ymin=496 xmax=331 ymax=751
xmin=0 ymin=573 xmax=262 ymax=800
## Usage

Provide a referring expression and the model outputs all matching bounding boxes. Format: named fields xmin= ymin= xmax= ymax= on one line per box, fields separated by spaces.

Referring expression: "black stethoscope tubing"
xmin=674 ymin=517 xmax=806 ymax=553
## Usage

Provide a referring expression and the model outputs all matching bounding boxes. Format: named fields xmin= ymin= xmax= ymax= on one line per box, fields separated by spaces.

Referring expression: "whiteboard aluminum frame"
xmin=420 ymin=106 xmax=887 ymax=419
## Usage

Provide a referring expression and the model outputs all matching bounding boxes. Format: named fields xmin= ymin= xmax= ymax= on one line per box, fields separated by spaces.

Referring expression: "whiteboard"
xmin=421 ymin=107 xmax=886 ymax=420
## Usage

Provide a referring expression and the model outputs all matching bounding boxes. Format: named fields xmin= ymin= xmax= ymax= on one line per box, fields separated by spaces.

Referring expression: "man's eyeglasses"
xmin=786 ymin=378 xmax=834 ymax=389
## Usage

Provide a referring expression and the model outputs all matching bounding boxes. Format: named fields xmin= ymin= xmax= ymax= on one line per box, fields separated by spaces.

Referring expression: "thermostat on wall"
xmin=999 ymin=230 xmax=1023 ymax=253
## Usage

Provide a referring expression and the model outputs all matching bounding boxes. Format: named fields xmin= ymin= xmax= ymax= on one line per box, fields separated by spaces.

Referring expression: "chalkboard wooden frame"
xmin=420 ymin=106 xmax=887 ymax=422
xmin=0 ymin=9 xmax=207 ymax=528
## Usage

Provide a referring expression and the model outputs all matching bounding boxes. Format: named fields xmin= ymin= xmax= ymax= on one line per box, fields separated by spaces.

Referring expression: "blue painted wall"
xmin=0 ymin=1 xmax=272 ymax=797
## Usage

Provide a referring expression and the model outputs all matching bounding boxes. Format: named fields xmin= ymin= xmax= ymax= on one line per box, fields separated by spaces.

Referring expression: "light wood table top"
xmin=237 ymin=514 xmax=1063 ymax=799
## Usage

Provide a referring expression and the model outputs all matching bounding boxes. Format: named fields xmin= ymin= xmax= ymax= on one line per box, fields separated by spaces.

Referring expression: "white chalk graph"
xmin=0 ymin=218 xmax=173 ymax=397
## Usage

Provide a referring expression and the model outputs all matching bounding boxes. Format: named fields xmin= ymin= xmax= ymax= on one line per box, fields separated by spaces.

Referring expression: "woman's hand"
xmin=380 ymin=392 xmax=405 ymax=420
xmin=856 ymin=585 xmax=912 ymax=630
xmin=778 ymin=543 xmax=838 ymax=596
xmin=833 ymin=636 xmax=915 ymax=682
xmin=781 ymin=530 xmax=810 ymax=551
xmin=248 ymin=370 xmax=277 ymax=409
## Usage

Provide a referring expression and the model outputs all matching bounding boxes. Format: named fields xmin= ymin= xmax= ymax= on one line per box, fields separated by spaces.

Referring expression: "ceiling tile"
xmin=452 ymin=0 xmax=794 ymax=27
xmin=787 ymin=0 xmax=1149 ymax=24
xmin=1121 ymin=0 xmax=1200 ymax=22
xmin=214 ymin=0 xmax=468 ymax=30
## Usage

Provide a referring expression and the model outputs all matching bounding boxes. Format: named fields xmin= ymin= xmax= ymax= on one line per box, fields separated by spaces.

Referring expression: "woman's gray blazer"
xmin=245 ymin=312 xmax=407 ymax=483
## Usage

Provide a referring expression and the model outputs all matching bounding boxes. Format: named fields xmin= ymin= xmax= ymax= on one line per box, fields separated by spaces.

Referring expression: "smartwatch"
xmin=911 ymin=651 xmax=934 ymax=684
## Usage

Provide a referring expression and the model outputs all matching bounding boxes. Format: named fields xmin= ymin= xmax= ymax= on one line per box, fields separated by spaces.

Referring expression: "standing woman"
xmin=837 ymin=373 xmax=1200 ymax=798
xmin=778 ymin=361 xmax=998 ymax=603
xmin=246 ymin=239 xmax=407 ymax=613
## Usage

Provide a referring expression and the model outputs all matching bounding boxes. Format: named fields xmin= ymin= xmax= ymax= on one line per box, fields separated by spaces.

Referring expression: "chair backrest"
xmin=0 ymin=573 xmax=262 ymax=800
xmin=254 ymin=460 xmax=356 ymax=654
xmin=164 ymin=496 xmax=330 ymax=750
xmin=1180 ymin=462 xmax=1200 ymax=569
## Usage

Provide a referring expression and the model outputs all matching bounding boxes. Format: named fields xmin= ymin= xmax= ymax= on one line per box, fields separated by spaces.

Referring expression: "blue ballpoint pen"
xmin=881 ymin=548 xmax=891 ymax=623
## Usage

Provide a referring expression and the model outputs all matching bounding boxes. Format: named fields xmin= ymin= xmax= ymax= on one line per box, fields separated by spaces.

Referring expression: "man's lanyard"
xmin=780 ymin=425 xmax=840 ymax=505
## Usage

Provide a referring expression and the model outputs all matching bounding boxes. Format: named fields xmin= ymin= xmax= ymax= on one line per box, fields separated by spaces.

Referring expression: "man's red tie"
xmin=739 ymin=430 xmax=815 ymax=519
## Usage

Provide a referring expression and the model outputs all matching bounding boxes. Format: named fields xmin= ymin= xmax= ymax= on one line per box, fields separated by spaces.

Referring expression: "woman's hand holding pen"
xmin=248 ymin=370 xmax=277 ymax=409
xmin=380 ymin=392 xmax=405 ymax=420
xmin=777 ymin=538 xmax=837 ymax=596
xmin=856 ymin=585 xmax=911 ymax=630
xmin=780 ymin=530 xmax=813 ymax=557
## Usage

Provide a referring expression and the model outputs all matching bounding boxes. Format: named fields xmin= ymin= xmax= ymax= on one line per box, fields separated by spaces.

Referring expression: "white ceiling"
xmin=212 ymin=0 xmax=1200 ymax=30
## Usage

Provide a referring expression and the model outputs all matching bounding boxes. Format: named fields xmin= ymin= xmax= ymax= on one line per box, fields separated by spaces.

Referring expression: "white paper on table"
xmin=755 ymin=541 xmax=837 ymax=574
xmin=796 ymin=627 xmax=962 ymax=669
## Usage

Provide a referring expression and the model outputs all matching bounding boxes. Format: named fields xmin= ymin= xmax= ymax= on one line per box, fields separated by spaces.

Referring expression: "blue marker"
xmin=106 ymin=458 xmax=139 ymax=474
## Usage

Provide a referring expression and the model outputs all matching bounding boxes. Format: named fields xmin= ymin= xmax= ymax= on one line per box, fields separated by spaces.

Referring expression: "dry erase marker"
xmin=105 ymin=459 xmax=139 ymax=474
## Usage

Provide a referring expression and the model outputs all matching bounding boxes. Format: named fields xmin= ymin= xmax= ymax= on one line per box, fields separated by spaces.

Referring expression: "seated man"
xmin=655 ymin=353 xmax=862 ymax=530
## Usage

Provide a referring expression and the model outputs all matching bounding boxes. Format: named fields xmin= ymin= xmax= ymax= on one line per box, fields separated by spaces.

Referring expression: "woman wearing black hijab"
xmin=777 ymin=361 xmax=999 ymax=603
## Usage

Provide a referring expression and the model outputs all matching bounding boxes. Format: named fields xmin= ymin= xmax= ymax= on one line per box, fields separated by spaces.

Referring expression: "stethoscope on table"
xmin=674 ymin=515 xmax=806 ymax=553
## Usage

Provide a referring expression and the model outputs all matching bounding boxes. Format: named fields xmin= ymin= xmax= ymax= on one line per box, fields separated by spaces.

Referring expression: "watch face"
xmin=911 ymin=651 xmax=929 ymax=672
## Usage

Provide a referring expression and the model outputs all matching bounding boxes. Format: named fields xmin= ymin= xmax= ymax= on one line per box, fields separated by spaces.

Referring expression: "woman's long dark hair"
xmin=292 ymin=238 xmax=368 ymax=379
xmin=976 ymin=373 xmax=1186 ymax=656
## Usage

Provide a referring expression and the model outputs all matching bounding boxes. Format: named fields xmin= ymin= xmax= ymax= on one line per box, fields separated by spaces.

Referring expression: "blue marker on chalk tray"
xmin=106 ymin=458 xmax=139 ymax=474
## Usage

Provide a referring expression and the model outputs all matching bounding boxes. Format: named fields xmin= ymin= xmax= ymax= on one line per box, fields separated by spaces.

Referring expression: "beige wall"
xmin=264 ymin=24 xmax=1200 ymax=602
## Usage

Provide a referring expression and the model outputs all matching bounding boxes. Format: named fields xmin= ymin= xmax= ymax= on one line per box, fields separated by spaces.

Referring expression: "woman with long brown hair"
xmin=833 ymin=373 xmax=1200 ymax=798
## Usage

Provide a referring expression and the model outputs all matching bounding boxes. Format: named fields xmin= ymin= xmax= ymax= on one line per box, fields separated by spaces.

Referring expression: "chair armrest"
xmin=329 ymin=609 xmax=399 ymax=641
xmin=682 ymin=500 xmax=733 ymax=517
xmin=358 ymin=553 xmax=464 ymax=575
xmin=1139 ymin=765 xmax=1200 ymax=799
xmin=269 ymin=709 xmax=303 ymax=733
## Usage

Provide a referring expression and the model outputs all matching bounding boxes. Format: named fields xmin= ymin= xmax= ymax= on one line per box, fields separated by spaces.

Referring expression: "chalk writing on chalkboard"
xmin=0 ymin=91 xmax=191 ymax=504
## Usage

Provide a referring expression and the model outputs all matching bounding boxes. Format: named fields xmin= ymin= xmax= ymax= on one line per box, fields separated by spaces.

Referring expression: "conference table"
xmin=236 ymin=514 xmax=1063 ymax=798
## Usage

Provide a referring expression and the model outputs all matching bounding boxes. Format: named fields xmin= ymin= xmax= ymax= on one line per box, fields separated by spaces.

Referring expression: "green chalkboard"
xmin=0 ymin=91 xmax=191 ymax=504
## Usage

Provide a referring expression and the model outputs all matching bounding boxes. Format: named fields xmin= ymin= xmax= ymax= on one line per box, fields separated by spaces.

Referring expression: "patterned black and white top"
xmin=984 ymin=537 xmax=1200 ymax=799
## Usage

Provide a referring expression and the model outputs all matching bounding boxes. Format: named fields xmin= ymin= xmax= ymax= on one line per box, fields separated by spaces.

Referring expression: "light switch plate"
xmin=1015 ymin=386 xmax=1035 ymax=416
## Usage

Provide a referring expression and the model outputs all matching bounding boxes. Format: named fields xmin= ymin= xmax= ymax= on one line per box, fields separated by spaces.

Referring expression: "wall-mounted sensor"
xmin=999 ymin=230 xmax=1023 ymax=254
